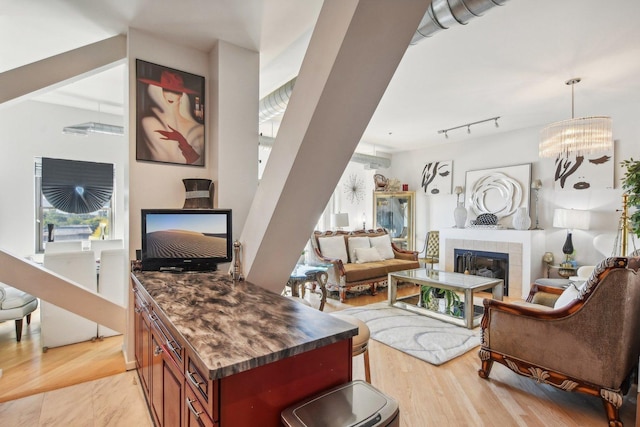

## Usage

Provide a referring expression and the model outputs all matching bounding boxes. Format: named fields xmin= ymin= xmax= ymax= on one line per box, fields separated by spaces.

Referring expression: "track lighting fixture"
xmin=438 ymin=116 xmax=500 ymax=138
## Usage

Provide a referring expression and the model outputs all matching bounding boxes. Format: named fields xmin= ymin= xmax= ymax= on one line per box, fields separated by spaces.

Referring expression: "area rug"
xmin=338 ymin=302 xmax=481 ymax=366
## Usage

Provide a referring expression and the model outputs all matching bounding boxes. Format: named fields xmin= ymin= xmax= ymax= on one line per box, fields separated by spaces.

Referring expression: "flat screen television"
xmin=140 ymin=209 xmax=232 ymax=272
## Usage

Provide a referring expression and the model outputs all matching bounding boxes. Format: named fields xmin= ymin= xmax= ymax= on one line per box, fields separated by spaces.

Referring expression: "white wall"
xmin=331 ymin=162 xmax=377 ymax=232
xmin=127 ymin=29 xmax=212 ymax=257
xmin=127 ymin=30 xmax=259 ymax=256
xmin=0 ymin=100 xmax=127 ymax=257
xmin=388 ymin=103 xmax=640 ymax=267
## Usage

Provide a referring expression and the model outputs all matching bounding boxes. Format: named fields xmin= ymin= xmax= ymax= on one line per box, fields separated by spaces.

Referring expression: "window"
xmin=35 ymin=158 xmax=115 ymax=252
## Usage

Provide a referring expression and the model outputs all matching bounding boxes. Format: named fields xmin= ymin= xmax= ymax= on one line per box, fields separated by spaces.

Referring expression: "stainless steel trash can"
xmin=281 ymin=380 xmax=399 ymax=427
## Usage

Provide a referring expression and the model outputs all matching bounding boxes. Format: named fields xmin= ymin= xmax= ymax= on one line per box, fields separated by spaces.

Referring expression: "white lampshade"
xmin=332 ymin=212 xmax=349 ymax=228
xmin=553 ymin=208 xmax=591 ymax=230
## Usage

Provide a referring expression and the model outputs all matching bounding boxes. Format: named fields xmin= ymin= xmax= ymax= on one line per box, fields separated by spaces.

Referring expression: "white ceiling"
xmin=3 ymin=0 xmax=640 ymax=153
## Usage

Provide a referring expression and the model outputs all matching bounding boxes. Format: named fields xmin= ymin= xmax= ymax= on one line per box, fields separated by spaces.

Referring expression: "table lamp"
xmin=553 ymin=208 xmax=591 ymax=263
xmin=332 ymin=212 xmax=349 ymax=230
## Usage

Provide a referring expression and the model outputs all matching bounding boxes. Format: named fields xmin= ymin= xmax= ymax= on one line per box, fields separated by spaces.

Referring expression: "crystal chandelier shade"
xmin=539 ymin=78 xmax=613 ymax=158
xmin=539 ymin=116 xmax=613 ymax=158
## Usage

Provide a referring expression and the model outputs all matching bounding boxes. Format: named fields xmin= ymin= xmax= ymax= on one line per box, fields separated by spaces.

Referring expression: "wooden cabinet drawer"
xmin=185 ymin=384 xmax=217 ymax=427
xmin=185 ymin=354 xmax=218 ymax=422
xmin=150 ymin=311 xmax=184 ymax=371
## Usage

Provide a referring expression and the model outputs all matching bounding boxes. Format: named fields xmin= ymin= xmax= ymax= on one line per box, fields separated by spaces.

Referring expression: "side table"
xmin=286 ymin=264 xmax=329 ymax=311
xmin=546 ymin=264 xmax=578 ymax=279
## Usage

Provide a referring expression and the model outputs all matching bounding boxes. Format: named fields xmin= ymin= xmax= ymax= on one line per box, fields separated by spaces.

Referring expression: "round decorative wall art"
xmin=344 ymin=173 xmax=366 ymax=204
xmin=469 ymin=172 xmax=522 ymax=218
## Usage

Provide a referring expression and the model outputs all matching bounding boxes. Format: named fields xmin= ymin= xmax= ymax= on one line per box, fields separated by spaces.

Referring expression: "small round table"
xmin=286 ymin=265 xmax=329 ymax=311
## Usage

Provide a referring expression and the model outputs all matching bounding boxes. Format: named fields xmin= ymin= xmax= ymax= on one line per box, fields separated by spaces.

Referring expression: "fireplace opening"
xmin=454 ymin=249 xmax=509 ymax=296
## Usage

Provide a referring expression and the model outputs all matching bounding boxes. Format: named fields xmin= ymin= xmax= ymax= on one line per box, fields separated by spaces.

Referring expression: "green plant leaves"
xmin=621 ymin=158 xmax=640 ymax=238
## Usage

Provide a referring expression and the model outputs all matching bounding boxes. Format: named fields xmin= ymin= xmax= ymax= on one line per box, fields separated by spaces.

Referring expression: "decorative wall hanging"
xmin=553 ymin=147 xmax=614 ymax=191
xmin=465 ymin=163 xmax=531 ymax=226
xmin=421 ymin=160 xmax=452 ymax=195
xmin=136 ymin=59 xmax=205 ymax=166
xmin=344 ymin=173 xmax=365 ymax=204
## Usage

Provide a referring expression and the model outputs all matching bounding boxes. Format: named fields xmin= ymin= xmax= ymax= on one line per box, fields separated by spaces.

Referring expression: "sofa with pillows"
xmin=311 ymin=228 xmax=419 ymax=302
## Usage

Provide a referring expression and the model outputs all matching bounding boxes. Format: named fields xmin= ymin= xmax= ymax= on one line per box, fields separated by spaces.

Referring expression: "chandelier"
xmin=539 ymin=78 xmax=612 ymax=158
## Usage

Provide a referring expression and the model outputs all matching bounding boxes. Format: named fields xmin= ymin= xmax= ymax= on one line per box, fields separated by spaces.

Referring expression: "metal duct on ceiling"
xmin=258 ymin=0 xmax=509 ymax=123
xmin=62 ymin=122 xmax=124 ymax=136
xmin=258 ymin=135 xmax=391 ymax=169
xmin=411 ymin=0 xmax=509 ymax=43
xmin=259 ymin=78 xmax=296 ymax=124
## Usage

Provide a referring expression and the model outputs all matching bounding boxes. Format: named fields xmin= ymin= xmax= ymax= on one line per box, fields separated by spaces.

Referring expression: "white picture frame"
xmin=421 ymin=160 xmax=452 ymax=195
xmin=464 ymin=163 xmax=531 ymax=226
xmin=553 ymin=148 xmax=614 ymax=191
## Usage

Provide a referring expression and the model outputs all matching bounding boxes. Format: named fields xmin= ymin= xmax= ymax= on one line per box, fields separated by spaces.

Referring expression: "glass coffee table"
xmin=388 ymin=268 xmax=504 ymax=329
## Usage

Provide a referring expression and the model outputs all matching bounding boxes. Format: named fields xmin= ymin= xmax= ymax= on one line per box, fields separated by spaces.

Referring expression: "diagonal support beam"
xmin=0 ymin=250 xmax=125 ymax=333
xmin=0 ymin=34 xmax=126 ymax=107
xmin=241 ymin=0 xmax=430 ymax=293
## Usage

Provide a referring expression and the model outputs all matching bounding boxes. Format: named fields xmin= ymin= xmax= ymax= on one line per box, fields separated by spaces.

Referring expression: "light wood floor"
xmin=0 ymin=288 xmax=637 ymax=426
xmin=0 ymin=306 xmax=126 ymax=403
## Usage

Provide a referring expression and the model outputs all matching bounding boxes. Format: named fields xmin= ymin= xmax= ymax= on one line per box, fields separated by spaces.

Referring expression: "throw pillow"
xmin=553 ymin=282 xmax=583 ymax=309
xmin=347 ymin=237 xmax=370 ymax=263
xmin=354 ymin=247 xmax=384 ymax=263
xmin=318 ymin=236 xmax=348 ymax=264
xmin=369 ymin=234 xmax=395 ymax=260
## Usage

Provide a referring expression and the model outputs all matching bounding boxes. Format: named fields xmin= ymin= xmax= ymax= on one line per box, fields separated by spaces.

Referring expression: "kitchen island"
xmin=132 ymin=270 xmax=356 ymax=427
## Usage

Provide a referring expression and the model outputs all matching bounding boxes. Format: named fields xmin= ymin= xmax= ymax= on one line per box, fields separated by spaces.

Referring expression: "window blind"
xmin=42 ymin=158 xmax=114 ymax=214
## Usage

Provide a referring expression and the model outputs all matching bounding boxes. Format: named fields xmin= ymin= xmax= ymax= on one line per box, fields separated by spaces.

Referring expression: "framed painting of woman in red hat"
xmin=136 ymin=59 xmax=205 ymax=166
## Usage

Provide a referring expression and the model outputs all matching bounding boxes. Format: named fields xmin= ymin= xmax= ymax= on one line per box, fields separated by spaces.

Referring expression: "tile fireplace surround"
xmin=439 ymin=228 xmax=546 ymax=300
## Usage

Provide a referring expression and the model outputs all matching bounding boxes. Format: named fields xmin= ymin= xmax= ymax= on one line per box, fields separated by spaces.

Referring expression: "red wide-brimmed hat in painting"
xmin=138 ymin=70 xmax=198 ymax=94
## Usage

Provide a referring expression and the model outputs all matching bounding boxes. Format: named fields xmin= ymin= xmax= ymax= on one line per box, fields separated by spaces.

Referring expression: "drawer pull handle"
xmin=186 ymin=370 xmax=205 ymax=390
xmin=186 ymin=398 xmax=202 ymax=418
xmin=154 ymin=345 xmax=163 ymax=356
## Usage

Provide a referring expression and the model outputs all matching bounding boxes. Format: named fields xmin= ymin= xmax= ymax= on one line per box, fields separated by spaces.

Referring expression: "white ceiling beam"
xmin=0 ymin=34 xmax=126 ymax=108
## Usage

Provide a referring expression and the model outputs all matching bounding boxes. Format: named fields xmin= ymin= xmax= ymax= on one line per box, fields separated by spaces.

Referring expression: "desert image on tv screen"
xmin=145 ymin=213 xmax=227 ymax=259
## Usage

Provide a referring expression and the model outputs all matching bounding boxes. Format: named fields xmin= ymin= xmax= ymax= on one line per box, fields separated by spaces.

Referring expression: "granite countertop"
xmin=132 ymin=271 xmax=357 ymax=380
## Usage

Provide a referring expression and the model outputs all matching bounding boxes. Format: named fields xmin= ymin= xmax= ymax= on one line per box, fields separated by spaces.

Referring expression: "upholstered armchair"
xmin=0 ymin=282 xmax=38 ymax=342
xmin=478 ymin=256 xmax=640 ymax=427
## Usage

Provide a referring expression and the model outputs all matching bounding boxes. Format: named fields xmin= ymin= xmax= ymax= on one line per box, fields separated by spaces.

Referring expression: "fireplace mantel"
xmin=438 ymin=228 xmax=546 ymax=300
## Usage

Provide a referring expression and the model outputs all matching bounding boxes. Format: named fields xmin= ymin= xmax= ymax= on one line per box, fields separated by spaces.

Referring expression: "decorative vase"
xmin=183 ymin=178 xmax=214 ymax=209
xmin=512 ymin=207 xmax=532 ymax=230
xmin=454 ymin=204 xmax=467 ymax=228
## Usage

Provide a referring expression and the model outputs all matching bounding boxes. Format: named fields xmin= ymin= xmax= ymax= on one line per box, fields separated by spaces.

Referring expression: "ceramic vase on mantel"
xmin=512 ymin=206 xmax=532 ymax=230
xmin=454 ymin=203 xmax=467 ymax=228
